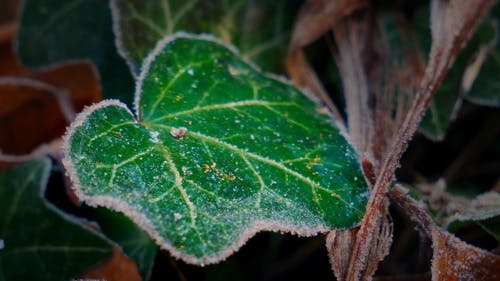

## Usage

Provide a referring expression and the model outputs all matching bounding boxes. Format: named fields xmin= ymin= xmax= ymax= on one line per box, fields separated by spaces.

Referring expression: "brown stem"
xmin=346 ymin=2 xmax=494 ymax=279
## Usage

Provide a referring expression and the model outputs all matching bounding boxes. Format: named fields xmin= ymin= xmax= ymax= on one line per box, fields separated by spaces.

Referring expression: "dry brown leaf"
xmin=331 ymin=14 xmax=373 ymax=156
xmin=361 ymin=213 xmax=393 ymax=280
xmin=287 ymin=0 xmax=367 ymax=124
xmin=431 ymin=227 xmax=500 ymax=281
xmin=332 ymin=11 xmax=425 ymax=166
xmin=327 ymin=213 xmax=393 ymax=281
xmin=79 ymin=246 xmax=142 ymax=281
xmin=326 ymin=12 xmax=422 ymax=280
xmin=35 ymin=62 xmax=101 ymax=113
xmin=389 ymin=185 xmax=500 ymax=281
xmin=0 ymin=38 xmax=100 ymax=159
xmin=327 ymin=228 xmax=359 ymax=281
xmin=288 ymin=0 xmax=368 ymax=51
xmin=0 ymin=78 xmax=69 ymax=155
xmin=341 ymin=1 xmax=493 ymax=280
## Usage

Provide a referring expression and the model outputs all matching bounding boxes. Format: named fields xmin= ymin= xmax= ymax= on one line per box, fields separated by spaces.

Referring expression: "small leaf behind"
xmin=0 ymin=158 xmax=113 ymax=281
xmin=17 ymin=0 xmax=134 ymax=104
xmin=111 ymin=0 xmax=301 ymax=73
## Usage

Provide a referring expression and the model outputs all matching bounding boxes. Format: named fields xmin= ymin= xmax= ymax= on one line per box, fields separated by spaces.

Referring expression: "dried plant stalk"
xmin=342 ymin=1 xmax=493 ymax=280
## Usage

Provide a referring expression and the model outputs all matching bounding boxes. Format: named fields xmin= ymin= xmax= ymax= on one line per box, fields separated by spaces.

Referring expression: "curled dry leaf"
xmin=327 ymin=228 xmax=359 ymax=281
xmin=327 ymin=213 xmax=393 ymax=281
xmin=287 ymin=0 xmax=368 ymax=124
xmin=359 ymin=213 xmax=393 ymax=280
xmin=328 ymin=11 xmax=422 ymax=280
xmin=330 ymin=13 xmax=426 ymax=162
xmin=389 ymin=185 xmax=500 ymax=281
xmin=431 ymin=227 xmax=500 ymax=280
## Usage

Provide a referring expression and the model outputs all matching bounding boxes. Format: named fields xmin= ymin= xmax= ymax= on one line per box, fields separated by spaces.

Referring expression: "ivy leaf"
xmin=111 ymin=0 xmax=301 ymax=73
xmin=0 ymin=158 xmax=113 ymax=280
xmin=17 ymin=0 xmax=134 ymax=105
xmin=63 ymin=34 xmax=369 ymax=265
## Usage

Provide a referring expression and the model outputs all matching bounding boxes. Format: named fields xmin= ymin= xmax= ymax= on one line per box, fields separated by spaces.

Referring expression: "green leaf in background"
xmin=90 ymin=207 xmax=157 ymax=281
xmin=17 ymin=0 xmax=134 ymax=105
xmin=111 ymin=0 xmax=301 ymax=74
xmin=63 ymin=34 xmax=369 ymax=264
xmin=419 ymin=77 xmax=462 ymax=141
xmin=0 ymin=158 xmax=113 ymax=281
xmin=418 ymin=6 xmax=498 ymax=141
xmin=464 ymin=5 xmax=500 ymax=107
xmin=464 ymin=46 xmax=500 ymax=106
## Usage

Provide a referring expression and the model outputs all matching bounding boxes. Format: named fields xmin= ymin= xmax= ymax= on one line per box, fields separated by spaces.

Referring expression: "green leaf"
xmin=419 ymin=81 xmax=462 ymax=141
xmin=0 ymin=159 xmax=113 ymax=281
xmin=419 ymin=9 xmax=498 ymax=140
xmin=464 ymin=4 xmax=500 ymax=106
xmin=90 ymin=207 xmax=157 ymax=281
xmin=464 ymin=43 xmax=500 ymax=107
xmin=63 ymin=34 xmax=368 ymax=265
xmin=111 ymin=0 xmax=300 ymax=73
xmin=17 ymin=0 xmax=134 ymax=105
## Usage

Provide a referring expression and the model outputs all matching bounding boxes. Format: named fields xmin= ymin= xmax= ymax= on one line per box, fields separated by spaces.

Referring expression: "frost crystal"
xmin=150 ymin=131 xmax=160 ymax=143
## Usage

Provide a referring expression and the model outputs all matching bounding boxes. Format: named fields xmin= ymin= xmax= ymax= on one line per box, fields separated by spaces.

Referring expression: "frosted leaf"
xmin=63 ymin=33 xmax=368 ymax=265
